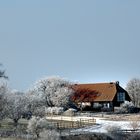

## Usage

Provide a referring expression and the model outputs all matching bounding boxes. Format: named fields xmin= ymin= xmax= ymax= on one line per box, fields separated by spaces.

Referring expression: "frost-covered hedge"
xmin=27 ymin=116 xmax=49 ymax=138
xmin=45 ymin=107 xmax=64 ymax=115
xmin=63 ymin=108 xmax=77 ymax=116
xmin=117 ymin=101 xmax=135 ymax=113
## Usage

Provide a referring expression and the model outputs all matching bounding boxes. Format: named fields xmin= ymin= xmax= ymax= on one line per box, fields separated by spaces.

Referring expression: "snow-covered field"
xmin=72 ymin=117 xmax=130 ymax=133
xmin=46 ymin=115 xmax=140 ymax=133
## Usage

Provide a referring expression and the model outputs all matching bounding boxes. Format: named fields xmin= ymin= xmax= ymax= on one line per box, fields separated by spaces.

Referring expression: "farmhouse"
xmin=72 ymin=81 xmax=131 ymax=111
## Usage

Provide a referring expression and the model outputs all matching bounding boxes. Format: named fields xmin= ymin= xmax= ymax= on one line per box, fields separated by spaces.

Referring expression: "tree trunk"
xmin=13 ymin=118 xmax=19 ymax=127
xmin=36 ymin=132 xmax=40 ymax=138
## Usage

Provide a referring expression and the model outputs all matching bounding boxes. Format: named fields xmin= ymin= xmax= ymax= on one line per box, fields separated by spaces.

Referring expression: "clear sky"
xmin=0 ymin=0 xmax=140 ymax=91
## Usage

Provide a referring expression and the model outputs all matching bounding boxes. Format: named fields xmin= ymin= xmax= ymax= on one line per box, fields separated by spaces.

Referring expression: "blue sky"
xmin=0 ymin=0 xmax=140 ymax=91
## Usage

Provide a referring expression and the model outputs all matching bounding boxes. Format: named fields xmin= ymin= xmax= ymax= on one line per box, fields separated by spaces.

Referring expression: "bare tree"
xmin=126 ymin=78 xmax=140 ymax=107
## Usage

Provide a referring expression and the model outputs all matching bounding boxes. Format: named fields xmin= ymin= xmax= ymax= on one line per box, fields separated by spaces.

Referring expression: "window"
xmin=103 ymin=103 xmax=110 ymax=108
xmin=117 ymin=92 xmax=125 ymax=101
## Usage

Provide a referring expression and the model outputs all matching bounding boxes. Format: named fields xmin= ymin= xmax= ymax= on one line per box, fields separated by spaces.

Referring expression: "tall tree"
xmin=0 ymin=64 xmax=8 ymax=120
xmin=5 ymin=91 xmax=29 ymax=125
xmin=26 ymin=89 xmax=46 ymax=117
xmin=126 ymin=78 xmax=140 ymax=107
xmin=28 ymin=76 xmax=75 ymax=109
xmin=0 ymin=83 xmax=9 ymax=120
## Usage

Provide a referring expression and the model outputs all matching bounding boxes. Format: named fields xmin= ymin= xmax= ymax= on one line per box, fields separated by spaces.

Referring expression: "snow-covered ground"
xmin=46 ymin=115 xmax=140 ymax=133
xmin=72 ymin=117 xmax=130 ymax=133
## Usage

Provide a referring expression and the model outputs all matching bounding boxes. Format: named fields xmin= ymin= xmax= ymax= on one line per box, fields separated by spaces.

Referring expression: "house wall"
xmin=113 ymin=85 xmax=131 ymax=107
xmin=116 ymin=85 xmax=131 ymax=101
xmin=91 ymin=101 xmax=114 ymax=112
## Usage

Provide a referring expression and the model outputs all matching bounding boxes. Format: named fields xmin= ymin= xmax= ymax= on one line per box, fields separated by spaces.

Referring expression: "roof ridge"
xmin=74 ymin=82 xmax=116 ymax=85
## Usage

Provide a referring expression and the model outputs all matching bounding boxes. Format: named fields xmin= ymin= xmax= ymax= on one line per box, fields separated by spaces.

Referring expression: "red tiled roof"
xmin=72 ymin=83 xmax=117 ymax=102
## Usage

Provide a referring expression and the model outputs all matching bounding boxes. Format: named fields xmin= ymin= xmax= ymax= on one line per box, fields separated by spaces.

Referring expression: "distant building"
xmin=72 ymin=81 xmax=131 ymax=111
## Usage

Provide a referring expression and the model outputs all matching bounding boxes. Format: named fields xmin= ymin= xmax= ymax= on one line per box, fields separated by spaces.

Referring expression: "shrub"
xmin=106 ymin=125 xmax=121 ymax=134
xmin=39 ymin=129 xmax=61 ymax=140
xmin=33 ymin=106 xmax=46 ymax=117
xmin=118 ymin=101 xmax=135 ymax=113
xmin=45 ymin=107 xmax=64 ymax=115
xmin=106 ymin=125 xmax=123 ymax=140
xmin=127 ymin=133 xmax=140 ymax=140
xmin=27 ymin=116 xmax=49 ymax=138
xmin=63 ymin=108 xmax=77 ymax=116
xmin=129 ymin=120 xmax=140 ymax=131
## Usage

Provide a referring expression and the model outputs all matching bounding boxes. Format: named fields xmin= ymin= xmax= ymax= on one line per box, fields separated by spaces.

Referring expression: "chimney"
xmin=115 ymin=81 xmax=119 ymax=85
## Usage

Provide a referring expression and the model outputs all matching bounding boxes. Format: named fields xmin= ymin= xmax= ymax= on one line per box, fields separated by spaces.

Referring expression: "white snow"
xmin=72 ymin=117 xmax=129 ymax=133
xmin=71 ymin=117 xmax=140 ymax=133
xmin=46 ymin=115 xmax=140 ymax=133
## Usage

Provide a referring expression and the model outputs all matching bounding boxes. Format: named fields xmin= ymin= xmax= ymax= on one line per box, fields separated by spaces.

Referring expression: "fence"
xmin=119 ymin=129 xmax=140 ymax=133
xmin=46 ymin=116 xmax=96 ymax=129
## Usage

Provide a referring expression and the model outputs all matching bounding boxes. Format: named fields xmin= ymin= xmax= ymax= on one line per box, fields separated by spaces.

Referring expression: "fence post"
xmin=79 ymin=118 xmax=81 ymax=127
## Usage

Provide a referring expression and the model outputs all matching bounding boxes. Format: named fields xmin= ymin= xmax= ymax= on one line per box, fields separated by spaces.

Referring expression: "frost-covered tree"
xmin=0 ymin=82 xmax=9 ymax=120
xmin=26 ymin=89 xmax=46 ymax=117
xmin=0 ymin=64 xmax=9 ymax=119
xmin=126 ymin=78 xmax=140 ymax=107
xmin=45 ymin=107 xmax=64 ymax=115
xmin=0 ymin=64 xmax=8 ymax=79
xmin=5 ymin=91 xmax=29 ymax=125
xmin=39 ymin=129 xmax=61 ymax=140
xmin=30 ymin=76 xmax=75 ymax=109
xmin=27 ymin=116 xmax=60 ymax=139
xmin=27 ymin=116 xmax=49 ymax=138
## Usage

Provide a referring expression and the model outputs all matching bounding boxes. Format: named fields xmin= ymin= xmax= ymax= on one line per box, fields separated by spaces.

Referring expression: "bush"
xmin=118 ymin=101 xmax=135 ymax=113
xmin=45 ymin=107 xmax=64 ymax=115
xmin=127 ymin=133 xmax=140 ymax=140
xmin=27 ymin=116 xmax=49 ymax=138
xmin=33 ymin=106 xmax=46 ymax=117
xmin=61 ymin=133 xmax=112 ymax=140
xmin=106 ymin=125 xmax=123 ymax=140
xmin=106 ymin=125 xmax=121 ymax=134
xmin=129 ymin=120 xmax=140 ymax=131
xmin=63 ymin=108 xmax=77 ymax=116
xmin=39 ymin=129 xmax=61 ymax=140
